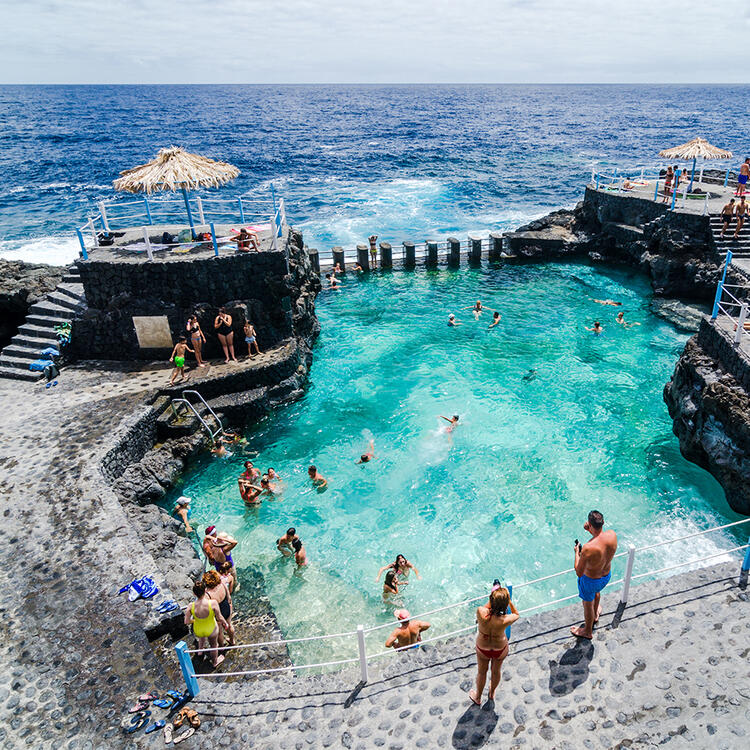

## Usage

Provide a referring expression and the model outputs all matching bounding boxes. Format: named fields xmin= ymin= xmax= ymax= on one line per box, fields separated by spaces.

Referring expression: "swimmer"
xmin=440 ymin=414 xmax=460 ymax=432
xmin=334 ymin=262 xmax=343 ymax=274
xmin=353 ymin=262 xmax=363 ymax=273
xmin=308 ymin=465 xmax=328 ymax=490
xmin=292 ymin=538 xmax=308 ymax=567
xmin=521 ymin=368 xmax=537 ymax=382
xmin=616 ymin=311 xmax=640 ymax=328
xmin=240 ymin=460 xmax=260 ymax=482
xmin=276 ymin=527 xmax=299 ymax=557
xmin=325 ymin=273 xmax=340 ymax=289
xmin=169 ymin=336 xmax=193 ymax=385
xmin=383 ymin=569 xmax=400 ymax=595
xmin=488 ymin=311 xmax=502 ymax=329
xmin=448 ymin=314 xmax=461 ymax=327
xmin=376 ymin=554 xmax=421 ymax=584
xmin=238 ymin=476 xmax=262 ymax=504
xmin=222 ymin=429 xmax=244 ymax=444
xmin=592 ymin=298 xmax=622 ymax=307
xmin=356 ymin=439 xmax=375 ymax=464
xmin=464 ymin=300 xmax=484 ymax=320
xmin=385 ymin=610 xmax=430 ymax=650
xmin=211 ymin=438 xmax=231 ymax=457
xmin=585 ymin=321 xmax=604 ymax=335
xmin=267 ymin=467 xmax=280 ymax=481
xmin=259 ymin=475 xmax=278 ymax=496
xmin=174 ymin=495 xmax=193 ymax=533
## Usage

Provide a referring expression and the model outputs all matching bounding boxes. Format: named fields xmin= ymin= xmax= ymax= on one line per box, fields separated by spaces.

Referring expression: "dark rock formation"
xmin=664 ymin=319 xmax=750 ymax=515
xmin=506 ymin=188 xmax=721 ymax=301
xmin=0 ymin=260 xmax=65 ymax=348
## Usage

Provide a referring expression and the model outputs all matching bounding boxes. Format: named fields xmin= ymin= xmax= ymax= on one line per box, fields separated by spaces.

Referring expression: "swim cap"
xmin=449 ymin=314 xmax=455 ymax=319
xmin=176 ymin=496 xmax=191 ymax=506
xmin=394 ymin=609 xmax=410 ymax=624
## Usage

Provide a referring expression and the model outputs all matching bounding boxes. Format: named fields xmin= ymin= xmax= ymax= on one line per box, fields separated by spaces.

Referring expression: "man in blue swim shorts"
xmin=571 ymin=510 xmax=618 ymax=640
xmin=738 ymin=158 xmax=750 ymax=197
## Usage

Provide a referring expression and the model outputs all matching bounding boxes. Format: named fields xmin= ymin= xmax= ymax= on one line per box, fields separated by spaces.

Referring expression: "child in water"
xmin=169 ymin=336 xmax=194 ymax=385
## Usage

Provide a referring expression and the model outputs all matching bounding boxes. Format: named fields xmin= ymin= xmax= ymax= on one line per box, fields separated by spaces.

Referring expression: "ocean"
xmin=1 ymin=84 xmax=749 ymax=265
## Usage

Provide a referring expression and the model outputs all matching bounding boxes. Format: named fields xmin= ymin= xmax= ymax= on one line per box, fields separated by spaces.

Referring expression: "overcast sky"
xmin=2 ymin=1 xmax=748 ymax=84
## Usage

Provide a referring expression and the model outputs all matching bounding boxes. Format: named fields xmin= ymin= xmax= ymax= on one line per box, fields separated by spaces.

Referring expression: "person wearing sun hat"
xmin=384 ymin=609 xmax=430 ymax=651
xmin=173 ymin=496 xmax=193 ymax=533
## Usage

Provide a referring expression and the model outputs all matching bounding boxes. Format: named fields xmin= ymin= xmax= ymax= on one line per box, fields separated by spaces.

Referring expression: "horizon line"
xmin=1 ymin=81 xmax=749 ymax=87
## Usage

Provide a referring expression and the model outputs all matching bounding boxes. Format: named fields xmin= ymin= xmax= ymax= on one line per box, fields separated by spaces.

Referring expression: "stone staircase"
xmin=710 ymin=212 xmax=750 ymax=257
xmin=0 ymin=266 xmax=86 ymax=381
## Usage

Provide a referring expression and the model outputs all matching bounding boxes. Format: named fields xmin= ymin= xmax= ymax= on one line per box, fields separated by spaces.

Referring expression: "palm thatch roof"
xmin=113 ymin=147 xmax=240 ymax=194
xmin=658 ymin=137 xmax=732 ymax=161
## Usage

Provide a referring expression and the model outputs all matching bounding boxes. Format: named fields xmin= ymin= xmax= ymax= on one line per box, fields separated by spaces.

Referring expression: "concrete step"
xmin=0 ymin=353 xmax=43 ymax=371
xmin=0 ymin=366 xmax=42 ymax=382
xmin=27 ymin=301 xmax=76 ymax=321
xmin=61 ymin=274 xmax=81 ymax=284
xmin=1 ymin=343 xmax=56 ymax=359
xmin=18 ymin=323 xmax=62 ymax=340
xmin=10 ymin=334 xmax=59 ymax=350
xmin=54 ymin=283 xmax=85 ymax=303
xmin=45 ymin=292 xmax=83 ymax=313
xmin=25 ymin=312 xmax=71 ymax=328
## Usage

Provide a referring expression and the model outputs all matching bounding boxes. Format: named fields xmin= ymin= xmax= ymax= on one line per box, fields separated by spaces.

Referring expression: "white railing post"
xmin=143 ymin=227 xmax=153 ymax=261
xmin=270 ymin=214 xmax=278 ymax=251
xmin=356 ymin=625 xmax=368 ymax=684
xmin=280 ymin=198 xmax=287 ymax=227
xmin=734 ymin=303 xmax=747 ymax=345
xmin=97 ymin=201 xmax=110 ymax=232
xmin=196 ymin=196 xmax=205 ymax=226
xmin=88 ymin=218 xmax=99 ymax=247
xmin=620 ymin=545 xmax=636 ymax=604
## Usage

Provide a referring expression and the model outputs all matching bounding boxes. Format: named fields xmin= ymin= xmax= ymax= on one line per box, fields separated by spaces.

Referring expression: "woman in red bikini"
xmin=469 ymin=585 xmax=520 ymax=706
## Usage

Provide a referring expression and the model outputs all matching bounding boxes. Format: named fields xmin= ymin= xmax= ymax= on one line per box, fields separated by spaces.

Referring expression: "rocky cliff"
xmin=0 ymin=259 xmax=65 ymax=349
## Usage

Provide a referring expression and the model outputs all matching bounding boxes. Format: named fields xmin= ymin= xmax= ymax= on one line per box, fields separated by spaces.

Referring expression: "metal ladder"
xmin=170 ymin=389 xmax=223 ymax=441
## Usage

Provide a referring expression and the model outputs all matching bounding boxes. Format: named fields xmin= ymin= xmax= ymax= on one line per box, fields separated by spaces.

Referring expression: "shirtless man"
xmin=734 ymin=195 xmax=748 ymax=240
xmin=571 ymin=510 xmax=618 ymax=640
xmin=470 ymin=586 xmax=520 ymax=705
xmin=440 ymin=414 xmax=460 ymax=432
xmin=385 ymin=610 xmax=430 ymax=650
xmin=276 ymin=527 xmax=299 ymax=556
xmin=356 ymin=439 xmax=375 ymax=464
xmin=737 ymin=157 xmax=749 ymax=197
xmin=238 ymin=477 xmax=262 ymax=504
xmin=585 ymin=321 xmax=603 ymax=335
xmin=720 ymin=198 xmax=735 ymax=238
xmin=488 ymin=311 xmax=502 ymax=329
xmin=592 ymin=298 xmax=622 ymax=307
xmin=308 ymin=465 xmax=328 ymax=489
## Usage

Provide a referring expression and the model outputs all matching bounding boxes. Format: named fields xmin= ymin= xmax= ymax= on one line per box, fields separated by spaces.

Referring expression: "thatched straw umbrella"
xmin=113 ymin=147 xmax=240 ymax=237
xmin=658 ymin=137 xmax=732 ymax=191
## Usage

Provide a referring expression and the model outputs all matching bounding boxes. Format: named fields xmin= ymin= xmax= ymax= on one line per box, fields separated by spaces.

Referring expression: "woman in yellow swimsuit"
xmin=184 ymin=579 xmax=228 ymax=668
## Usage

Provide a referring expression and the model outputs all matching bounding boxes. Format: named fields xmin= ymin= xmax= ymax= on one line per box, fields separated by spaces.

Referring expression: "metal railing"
xmin=174 ymin=517 xmax=750 ymax=697
xmin=75 ymin=192 xmax=286 ymax=261
xmin=170 ymin=389 xmax=223 ymax=441
xmin=711 ymin=250 xmax=750 ymax=347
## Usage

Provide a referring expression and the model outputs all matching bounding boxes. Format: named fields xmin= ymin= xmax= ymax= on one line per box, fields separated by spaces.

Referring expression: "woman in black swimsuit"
xmin=214 ymin=307 xmax=237 ymax=363
xmin=186 ymin=314 xmax=207 ymax=367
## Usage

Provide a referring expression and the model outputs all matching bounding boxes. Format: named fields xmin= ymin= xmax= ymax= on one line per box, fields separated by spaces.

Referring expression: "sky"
xmin=1 ymin=0 xmax=748 ymax=84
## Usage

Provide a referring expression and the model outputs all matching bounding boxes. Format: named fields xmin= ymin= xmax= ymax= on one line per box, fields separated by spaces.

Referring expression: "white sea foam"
xmin=0 ymin=235 xmax=81 ymax=266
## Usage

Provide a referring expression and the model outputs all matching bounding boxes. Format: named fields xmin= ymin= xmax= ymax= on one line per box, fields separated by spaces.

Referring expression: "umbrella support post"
xmin=181 ymin=186 xmax=197 ymax=240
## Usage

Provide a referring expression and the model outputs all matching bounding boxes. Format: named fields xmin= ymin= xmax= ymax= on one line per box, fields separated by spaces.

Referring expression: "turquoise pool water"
xmin=169 ymin=263 xmax=741 ymax=665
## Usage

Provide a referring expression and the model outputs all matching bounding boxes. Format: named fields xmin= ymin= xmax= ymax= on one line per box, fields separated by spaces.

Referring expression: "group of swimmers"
xmin=448 ymin=300 xmax=501 ymax=328
xmin=586 ymin=298 xmax=641 ymax=335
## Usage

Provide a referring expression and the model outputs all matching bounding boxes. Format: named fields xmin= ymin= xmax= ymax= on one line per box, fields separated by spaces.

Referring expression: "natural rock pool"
xmin=167 ymin=263 xmax=742 ymax=665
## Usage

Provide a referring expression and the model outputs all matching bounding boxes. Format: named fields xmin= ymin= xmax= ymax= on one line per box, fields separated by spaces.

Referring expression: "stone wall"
xmin=664 ymin=317 xmax=750 ymax=515
xmin=69 ymin=229 xmax=320 ymax=361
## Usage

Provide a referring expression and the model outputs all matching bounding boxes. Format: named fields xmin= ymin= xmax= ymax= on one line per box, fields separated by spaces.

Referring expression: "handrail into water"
xmin=174 ymin=518 xmax=750 ymax=696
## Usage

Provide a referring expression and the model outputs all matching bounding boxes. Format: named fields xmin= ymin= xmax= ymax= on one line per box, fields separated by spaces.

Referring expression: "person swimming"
xmin=383 ymin=568 xmax=400 ymax=595
xmin=585 ymin=321 xmax=603 ymax=335
xmin=616 ymin=311 xmax=640 ymax=328
xmin=308 ymin=465 xmax=328 ymax=490
xmin=440 ymin=414 xmax=460 ymax=432
xmin=488 ymin=311 xmax=501 ymax=329
xmin=356 ymin=439 xmax=375 ymax=464
xmin=521 ymin=368 xmax=537 ymax=382
xmin=448 ymin=314 xmax=461 ymax=327
xmin=592 ymin=298 xmax=621 ymax=307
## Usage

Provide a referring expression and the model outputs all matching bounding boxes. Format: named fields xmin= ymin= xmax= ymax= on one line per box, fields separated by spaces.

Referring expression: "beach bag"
xmin=178 ymin=229 xmax=192 ymax=243
xmin=98 ymin=232 xmax=114 ymax=246
xmin=162 ymin=231 xmax=176 ymax=244
xmin=43 ymin=363 xmax=59 ymax=382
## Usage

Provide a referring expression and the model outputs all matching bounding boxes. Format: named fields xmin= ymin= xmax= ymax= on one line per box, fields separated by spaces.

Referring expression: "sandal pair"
xmin=173 ymin=707 xmax=200 ymax=728
xmin=164 ymin=723 xmax=195 ymax=744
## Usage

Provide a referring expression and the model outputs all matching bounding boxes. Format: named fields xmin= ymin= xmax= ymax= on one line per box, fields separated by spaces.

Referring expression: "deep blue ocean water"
xmin=1 ymin=84 xmax=749 ymax=264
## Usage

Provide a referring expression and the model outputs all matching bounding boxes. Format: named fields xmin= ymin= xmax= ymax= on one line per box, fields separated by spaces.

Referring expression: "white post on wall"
xmin=196 ymin=197 xmax=206 ymax=226
xmin=270 ymin=214 xmax=278 ymax=251
xmin=735 ymin=303 xmax=748 ymax=345
xmin=356 ymin=625 xmax=368 ymax=684
xmin=97 ymin=202 xmax=110 ymax=232
xmin=88 ymin=218 xmax=99 ymax=247
xmin=620 ymin=545 xmax=636 ymax=604
xmin=280 ymin=198 xmax=287 ymax=227
xmin=143 ymin=227 xmax=153 ymax=262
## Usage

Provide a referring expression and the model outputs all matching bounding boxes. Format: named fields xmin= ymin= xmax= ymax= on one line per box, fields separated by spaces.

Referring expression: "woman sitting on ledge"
xmin=233 ymin=228 xmax=259 ymax=253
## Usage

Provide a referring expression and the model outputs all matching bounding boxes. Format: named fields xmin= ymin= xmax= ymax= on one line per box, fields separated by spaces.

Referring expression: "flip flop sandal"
xmin=145 ymin=719 xmax=166 ymax=734
xmin=173 ymin=727 xmax=196 ymax=744
xmin=172 ymin=708 xmax=189 ymax=728
xmin=139 ymin=692 xmax=159 ymax=702
xmin=129 ymin=710 xmax=151 ymax=724
xmin=124 ymin=713 xmax=149 ymax=734
xmin=129 ymin=700 xmax=150 ymax=713
xmin=153 ymin=698 xmax=175 ymax=709
xmin=184 ymin=709 xmax=200 ymax=728
xmin=163 ymin=723 xmax=174 ymax=744
xmin=166 ymin=690 xmax=185 ymax=700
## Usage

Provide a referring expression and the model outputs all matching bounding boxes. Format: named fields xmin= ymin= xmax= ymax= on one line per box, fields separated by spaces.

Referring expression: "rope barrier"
xmin=629 ymin=544 xmax=749 ymax=581
xmin=185 ymin=628 xmax=358 ymax=654
xmin=634 ymin=517 xmax=750 ymax=553
xmin=196 ymin=655 xmax=360 ymax=678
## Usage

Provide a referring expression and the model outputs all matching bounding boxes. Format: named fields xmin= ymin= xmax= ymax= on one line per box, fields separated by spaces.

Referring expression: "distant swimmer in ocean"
xmin=356 ymin=439 xmax=375 ymax=464
xmin=448 ymin=314 xmax=461 ymax=327
xmin=308 ymin=465 xmax=328 ymax=490
xmin=325 ymin=273 xmax=340 ymax=289
xmin=440 ymin=414 xmax=460 ymax=432
xmin=585 ymin=321 xmax=604 ymax=335
xmin=616 ymin=311 xmax=640 ymax=328
xmin=488 ymin=311 xmax=502 ymax=329
xmin=592 ymin=298 xmax=622 ymax=307
xmin=522 ymin=368 xmax=537 ymax=382
xmin=465 ymin=300 xmax=484 ymax=320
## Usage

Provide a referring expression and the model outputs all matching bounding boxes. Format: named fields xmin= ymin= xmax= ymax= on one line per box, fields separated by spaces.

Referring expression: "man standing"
xmin=203 ymin=526 xmax=239 ymax=591
xmin=571 ymin=510 xmax=617 ymax=640
xmin=385 ymin=610 xmax=430 ymax=650
xmin=738 ymin=158 xmax=749 ymax=197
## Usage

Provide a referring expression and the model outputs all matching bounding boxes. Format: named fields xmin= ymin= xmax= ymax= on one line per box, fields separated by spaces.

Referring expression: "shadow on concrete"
xmin=451 ymin=700 xmax=499 ymax=749
xmin=547 ymin=639 xmax=594 ymax=696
